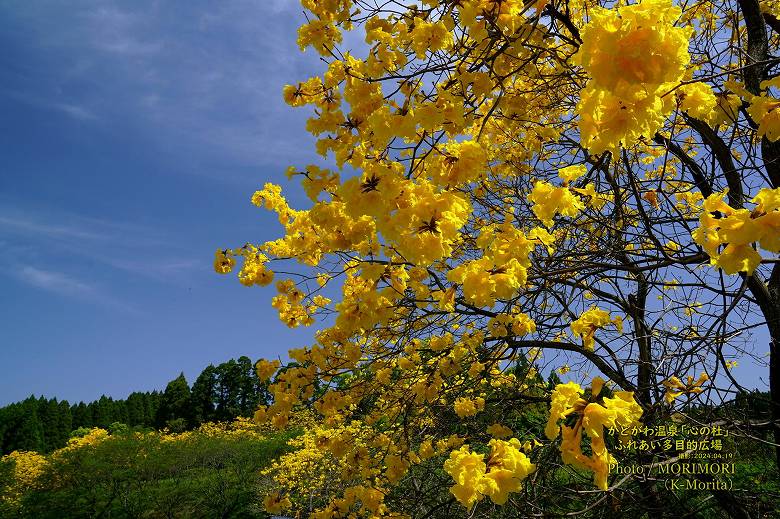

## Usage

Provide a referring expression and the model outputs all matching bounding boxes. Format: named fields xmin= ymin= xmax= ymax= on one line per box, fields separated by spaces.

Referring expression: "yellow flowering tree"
xmin=218 ymin=0 xmax=780 ymax=516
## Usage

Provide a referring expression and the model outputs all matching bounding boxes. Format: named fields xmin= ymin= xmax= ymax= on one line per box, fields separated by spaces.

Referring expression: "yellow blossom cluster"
xmin=260 ymin=421 xmax=399 ymax=517
xmin=487 ymin=311 xmax=536 ymax=337
xmin=430 ymin=140 xmax=488 ymax=187
xmin=486 ymin=423 xmax=514 ymax=439
xmin=213 ymin=249 xmax=235 ymax=274
xmin=443 ymin=439 xmax=535 ymax=508
xmin=453 ymin=396 xmax=486 ymax=418
xmin=272 ymin=278 xmax=314 ymax=328
xmin=575 ymin=0 xmax=693 ymax=153
xmin=295 ymin=0 xmax=352 ymax=55
xmin=448 ymin=216 xmax=546 ymax=307
xmin=545 ymin=378 xmax=643 ymax=490
xmin=761 ymin=0 xmax=780 ymax=18
xmin=692 ymin=188 xmax=780 ymax=275
xmin=726 ymin=77 xmax=780 ymax=141
xmin=194 ymin=417 xmax=269 ymax=441
xmin=676 ymin=82 xmax=719 ymax=124
xmin=255 ymin=358 xmax=280 ymax=382
xmin=528 ymin=180 xmax=586 ymax=227
xmin=56 ymin=428 xmax=110 ymax=453
xmin=662 ymin=372 xmax=709 ymax=404
xmin=570 ymin=307 xmax=623 ymax=351
xmin=342 ymin=172 xmax=472 ymax=265
xmin=0 ymin=451 xmax=47 ymax=506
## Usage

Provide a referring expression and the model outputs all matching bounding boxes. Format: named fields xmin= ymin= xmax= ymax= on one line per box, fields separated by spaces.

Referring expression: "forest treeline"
xmin=0 ymin=356 xmax=270 ymax=454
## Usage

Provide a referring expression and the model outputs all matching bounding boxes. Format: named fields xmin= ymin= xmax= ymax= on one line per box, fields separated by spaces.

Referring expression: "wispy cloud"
xmin=1 ymin=1 xmax=326 ymax=173
xmin=86 ymin=6 xmax=164 ymax=56
xmin=0 ymin=201 xmax=176 ymax=244
xmin=56 ymin=103 xmax=98 ymax=120
xmin=20 ymin=266 xmax=96 ymax=297
xmin=0 ymin=204 xmax=200 ymax=286
xmin=0 ymin=215 xmax=104 ymax=241
xmin=0 ymin=89 xmax=98 ymax=122
xmin=101 ymin=257 xmax=204 ymax=282
xmin=16 ymin=266 xmax=139 ymax=313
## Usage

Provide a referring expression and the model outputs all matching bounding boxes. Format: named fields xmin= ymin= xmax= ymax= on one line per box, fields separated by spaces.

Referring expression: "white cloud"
xmin=56 ymin=103 xmax=98 ymax=120
xmin=0 ymin=215 xmax=103 ymax=241
xmin=0 ymin=205 xmax=198 ymax=288
xmin=86 ymin=6 xmax=163 ymax=56
xmin=16 ymin=265 xmax=140 ymax=313
xmin=20 ymin=266 xmax=97 ymax=297
xmin=0 ymin=89 xmax=98 ymax=122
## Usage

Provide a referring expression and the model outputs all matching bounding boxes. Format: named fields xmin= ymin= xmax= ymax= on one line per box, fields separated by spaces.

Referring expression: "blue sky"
xmin=0 ymin=0 xmax=326 ymax=405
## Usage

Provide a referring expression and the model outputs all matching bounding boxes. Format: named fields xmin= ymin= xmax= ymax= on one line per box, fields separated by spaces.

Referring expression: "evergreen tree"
xmin=56 ymin=400 xmax=72 ymax=448
xmin=93 ymin=396 xmax=115 ymax=428
xmin=156 ymin=373 xmax=192 ymax=428
xmin=125 ymin=392 xmax=146 ymax=426
xmin=146 ymin=391 xmax=161 ymax=426
xmin=191 ymin=364 xmax=218 ymax=424
xmin=236 ymin=356 xmax=264 ymax=416
xmin=12 ymin=398 xmax=44 ymax=452
xmin=71 ymin=402 xmax=91 ymax=429
xmin=215 ymin=360 xmax=242 ymax=421
xmin=39 ymin=398 xmax=61 ymax=452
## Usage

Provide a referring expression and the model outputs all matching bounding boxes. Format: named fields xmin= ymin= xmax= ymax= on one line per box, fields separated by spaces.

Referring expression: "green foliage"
xmin=6 ymin=426 xmax=296 ymax=518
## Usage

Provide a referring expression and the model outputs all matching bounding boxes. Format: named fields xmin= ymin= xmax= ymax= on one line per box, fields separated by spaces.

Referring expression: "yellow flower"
xmin=481 ymin=439 xmax=535 ymax=505
xmin=1 ymin=451 xmax=47 ymax=504
xmin=570 ymin=307 xmax=621 ymax=351
xmin=691 ymin=188 xmax=780 ymax=274
xmin=574 ymin=0 xmax=692 ymax=153
xmin=263 ymin=492 xmax=292 ymax=514
xmin=443 ymin=446 xmax=487 ymax=508
xmin=454 ymin=396 xmax=485 ymax=418
xmin=213 ymin=249 xmax=235 ymax=274
xmin=663 ymin=372 xmax=709 ymax=404
xmin=545 ymin=381 xmax=585 ymax=440
xmin=487 ymin=423 xmax=514 ymax=439
xmin=528 ymin=180 xmax=585 ymax=227
xmin=748 ymin=95 xmax=780 ymax=142
xmin=443 ymin=440 xmax=535 ymax=508
xmin=558 ymin=164 xmax=587 ymax=184
xmin=255 ymin=359 xmax=280 ymax=382
xmin=677 ymin=82 xmax=718 ymax=123
xmin=546 ymin=378 xmax=643 ymax=490
xmin=432 ymin=286 xmax=457 ymax=312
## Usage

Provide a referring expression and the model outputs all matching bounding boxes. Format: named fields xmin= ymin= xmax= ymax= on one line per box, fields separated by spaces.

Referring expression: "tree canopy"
xmin=217 ymin=0 xmax=780 ymax=516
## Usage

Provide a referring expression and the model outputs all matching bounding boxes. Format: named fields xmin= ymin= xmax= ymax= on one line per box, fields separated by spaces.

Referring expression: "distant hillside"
xmin=0 ymin=356 xmax=270 ymax=454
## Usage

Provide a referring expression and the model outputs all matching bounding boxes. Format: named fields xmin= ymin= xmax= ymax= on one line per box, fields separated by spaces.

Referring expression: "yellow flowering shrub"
xmin=0 ymin=451 xmax=47 ymax=506
xmin=55 ymin=428 xmax=110 ymax=454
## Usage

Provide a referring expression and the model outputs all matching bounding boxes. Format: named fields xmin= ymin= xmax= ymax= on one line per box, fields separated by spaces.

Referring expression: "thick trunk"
xmin=736 ymin=0 xmax=780 ymax=474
